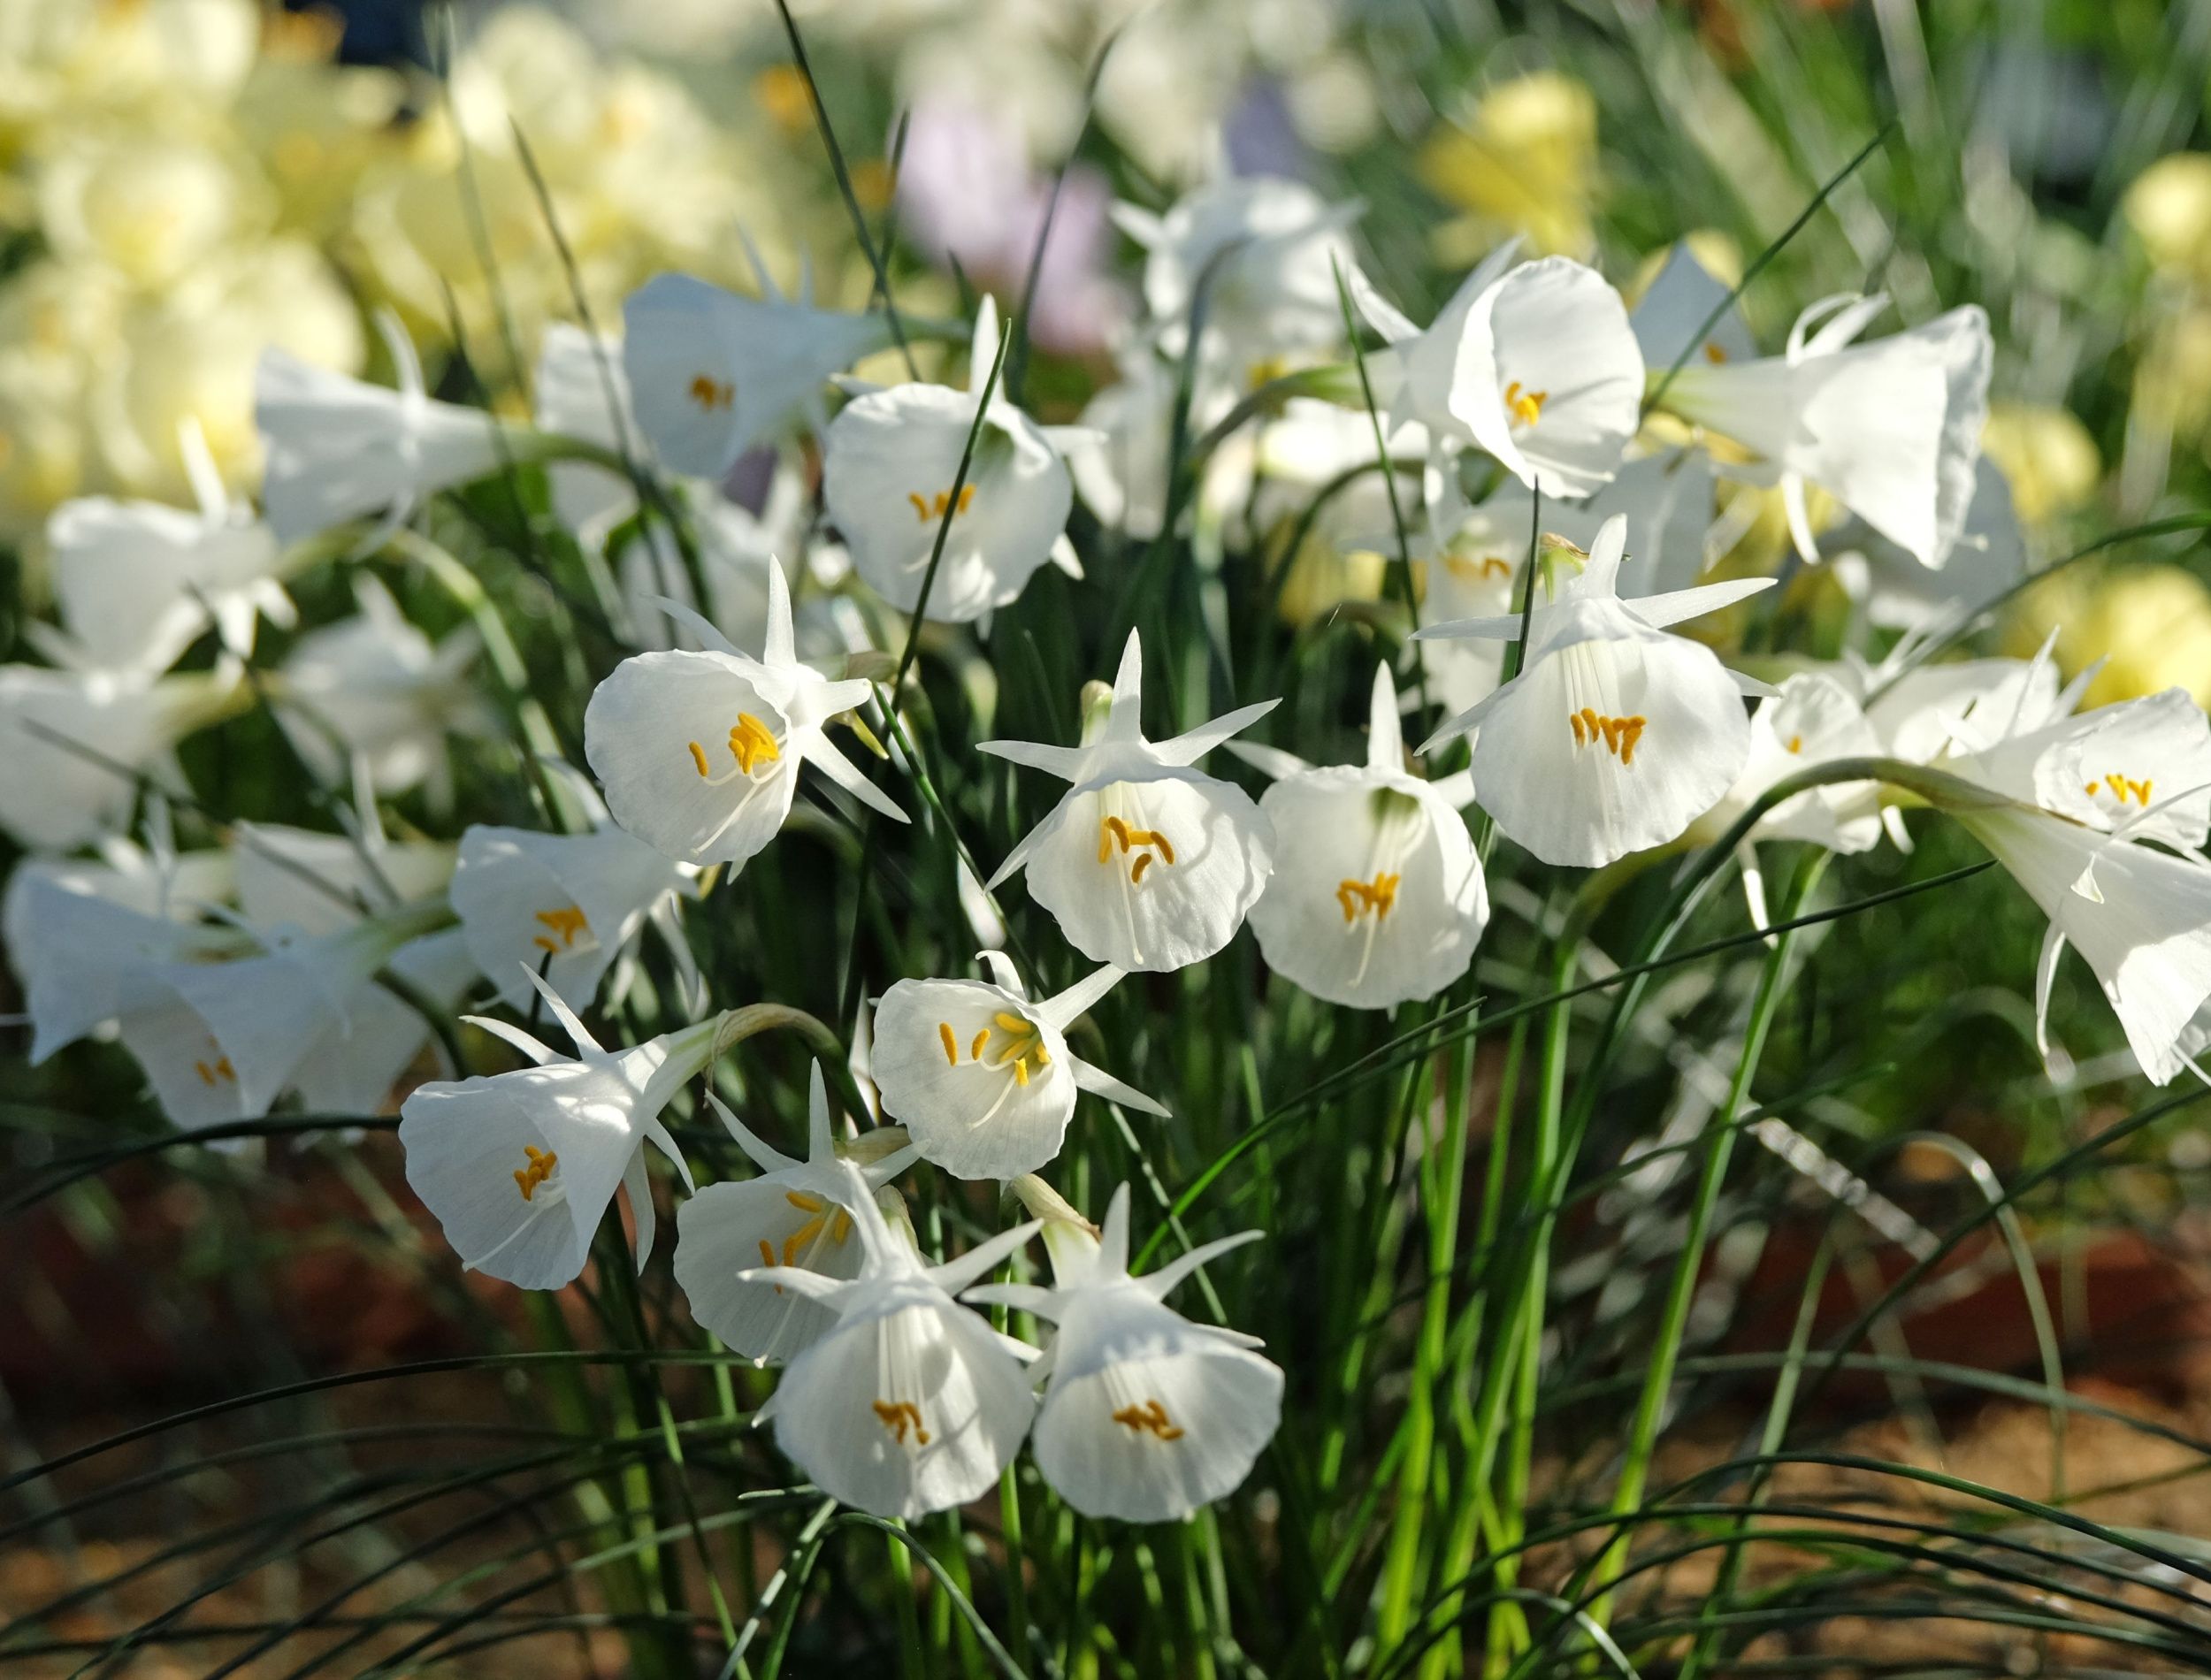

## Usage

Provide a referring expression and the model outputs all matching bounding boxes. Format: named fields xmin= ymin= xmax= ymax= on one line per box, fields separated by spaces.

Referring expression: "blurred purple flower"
xmin=897 ymin=102 xmax=1126 ymax=357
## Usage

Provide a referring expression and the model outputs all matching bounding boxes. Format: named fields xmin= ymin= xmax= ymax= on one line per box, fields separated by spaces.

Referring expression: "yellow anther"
xmin=939 ymin=1022 xmax=959 ymax=1065
xmin=993 ymin=1012 xmax=1031 ymax=1034
xmin=688 ymin=373 xmax=734 ymax=411
xmin=1111 ymin=1398 xmax=1185 ymax=1440
xmin=728 ymin=713 xmax=783 ymax=775
xmin=873 ymin=1399 xmax=930 ymax=1445
xmin=2092 ymin=773 xmax=2154 ymax=807
xmin=1335 ymin=873 xmax=1401 ymax=924
xmin=907 ymin=485 xmax=977 ymax=524
xmin=757 ymin=1237 xmax=783 ymax=1293
xmin=831 ymin=1208 xmax=853 ymax=1243
xmin=1014 ymin=1057 xmax=1031 ymax=1086
xmin=513 ymin=1144 xmax=558 ymax=1202
xmin=970 ymin=1027 xmax=990 ymax=1060
xmin=1131 ymin=852 xmax=1154 ymax=882
xmin=1786 ymin=734 xmax=1804 ymax=754
xmin=1445 ymin=553 xmax=1514 ymax=584
xmin=1503 ymin=380 xmax=1549 ymax=427
xmin=784 ymin=1217 xmax=824 ymax=1264
xmin=687 ymin=741 xmax=710 ymax=777
xmin=194 ymin=1055 xmax=236 ymax=1086
xmin=1703 ymin=341 xmax=1729 ymax=364
xmin=1569 ymin=708 xmax=1647 ymax=765
xmin=785 ymin=1191 xmax=825 ymax=1214
xmin=1097 ymin=816 xmax=1174 ymax=882
xmin=531 ymin=905 xmax=589 ymax=954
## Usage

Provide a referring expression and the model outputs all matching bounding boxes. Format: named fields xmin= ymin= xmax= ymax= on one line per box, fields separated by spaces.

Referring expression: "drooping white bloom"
xmin=621 ymin=268 xmax=897 ymax=480
xmin=449 ymin=821 xmax=699 ymax=1013
xmin=983 ymin=632 xmax=1277 ymax=972
xmin=872 ymin=954 xmax=1166 ymax=1180
xmin=1828 ymin=456 xmax=2026 ymax=631
xmin=673 ymin=1064 xmax=920 ymax=1364
xmin=967 ymin=1184 xmax=1282 ymax=1523
xmin=399 ymin=977 xmax=717 ymax=1288
xmin=1859 ymin=650 xmax=2064 ymax=769
xmin=0 ymin=661 xmax=240 ymax=851
xmin=47 ymin=435 xmax=292 ymax=671
xmin=745 ymin=1161 xmax=1040 ymax=1519
xmin=1353 ymin=252 xmax=1645 ymax=499
xmin=255 ymin=312 xmax=511 ymax=546
xmin=585 ymin=563 xmax=906 ymax=868
xmin=1116 ymin=175 xmax=1359 ymax=378
xmin=1234 ymin=666 xmax=1488 ymax=1009
xmin=1656 ymin=292 xmax=1993 ymax=569
xmin=1952 ymin=687 xmax=2211 ymax=855
xmin=822 ymin=299 xmax=1084 ymax=623
xmin=1417 ymin=515 xmax=1774 ymax=868
xmin=274 ymin=575 xmax=499 ymax=809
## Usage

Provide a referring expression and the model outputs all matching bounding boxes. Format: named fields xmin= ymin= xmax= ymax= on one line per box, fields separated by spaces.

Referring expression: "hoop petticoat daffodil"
xmin=982 ymin=631 xmax=1278 ymax=972
xmin=254 ymin=311 xmax=515 ymax=547
xmin=399 ymin=973 xmax=720 ymax=1289
xmin=822 ymin=297 xmax=1087 ymax=623
xmin=584 ymin=561 xmax=907 ymax=869
xmin=871 ymin=953 xmax=1167 ymax=1180
xmin=965 ymin=1183 xmax=1283 ymax=1524
xmin=450 ymin=821 xmax=701 ymax=1015
xmin=1654 ymin=291 xmax=1992 ymax=569
xmin=1233 ymin=664 xmax=1488 ymax=1009
xmin=1950 ymin=687 xmax=2211 ymax=856
xmin=742 ymin=1160 xmax=1041 ymax=1520
xmin=621 ymin=264 xmax=898 ymax=481
xmin=673 ymin=1063 xmax=921 ymax=1365
xmin=1350 ymin=250 xmax=1644 ymax=500
xmin=1416 ymin=515 xmax=1776 ymax=868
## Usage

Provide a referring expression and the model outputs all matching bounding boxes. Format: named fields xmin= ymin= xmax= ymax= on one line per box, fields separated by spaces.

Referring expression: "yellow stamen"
xmin=1569 ymin=708 xmax=1647 ymax=765
xmin=1335 ymin=872 xmax=1401 ymax=923
xmin=687 ymin=741 xmax=710 ymax=776
xmin=1703 ymin=341 xmax=1728 ymax=364
xmin=908 ymin=484 xmax=977 ymax=524
xmin=785 ymin=1190 xmax=825 ymax=1213
xmin=1503 ymin=380 xmax=1549 ymax=427
xmin=1111 ymin=1398 xmax=1186 ymax=1440
xmin=1097 ymin=816 xmax=1174 ymax=882
xmin=831 ymin=1208 xmax=853 ymax=1243
xmin=784 ymin=1216 xmax=825 ymax=1265
xmin=757 ymin=1237 xmax=783 ymax=1293
xmin=531 ymin=905 xmax=589 ymax=954
xmin=194 ymin=1055 xmax=236 ymax=1086
xmin=970 ymin=1027 xmax=991 ymax=1060
xmin=993 ymin=1012 xmax=1030 ymax=1033
xmin=2092 ymin=773 xmax=2154 ymax=807
xmin=939 ymin=1022 xmax=959 ymax=1065
xmin=873 ymin=1399 xmax=930 ymax=1445
xmin=1445 ymin=553 xmax=1514 ymax=583
xmin=729 ymin=713 xmax=783 ymax=775
xmin=1786 ymin=735 xmax=1804 ymax=754
xmin=688 ymin=373 xmax=734 ymax=411
xmin=513 ymin=1143 xmax=558 ymax=1202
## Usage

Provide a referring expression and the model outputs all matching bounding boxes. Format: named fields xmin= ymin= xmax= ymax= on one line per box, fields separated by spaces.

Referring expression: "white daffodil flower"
xmin=1629 ymin=242 xmax=1759 ymax=377
xmin=274 ymin=575 xmax=499 ymax=810
xmin=1233 ymin=666 xmax=1488 ymax=1009
xmin=48 ymin=427 xmax=292 ymax=671
xmin=872 ymin=954 xmax=1167 ymax=1180
xmin=1417 ymin=451 xmax=1719 ymax=715
xmin=585 ymin=563 xmax=906 ymax=868
xmin=1116 ymin=175 xmax=1358 ymax=378
xmin=1416 ymin=515 xmax=1774 ymax=868
xmin=744 ymin=1161 xmax=1041 ymax=1520
xmin=621 ymin=264 xmax=897 ymax=480
xmin=1858 ymin=649 xmax=2064 ymax=768
xmin=983 ymin=631 xmax=1278 ymax=972
xmin=0 ymin=661 xmax=241 ymax=851
xmin=399 ymin=975 xmax=720 ymax=1289
xmin=822 ymin=298 xmax=1085 ymax=623
xmin=967 ymin=1183 xmax=1282 ymax=1523
xmin=1950 ymin=687 xmax=2211 ymax=855
xmin=1352 ymin=252 xmax=1645 ymax=499
xmin=255 ymin=311 xmax=511 ymax=546
xmin=1829 ymin=456 xmax=2026 ymax=631
xmin=1656 ymin=291 xmax=1993 ymax=569
xmin=673 ymin=1063 xmax=921 ymax=1365
xmin=450 ymin=822 xmax=700 ymax=1015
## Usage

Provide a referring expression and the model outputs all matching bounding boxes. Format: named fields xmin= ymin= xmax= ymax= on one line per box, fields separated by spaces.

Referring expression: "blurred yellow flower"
xmin=1420 ymin=70 xmax=1598 ymax=262
xmin=1980 ymin=403 xmax=2099 ymax=525
xmin=2132 ymin=305 xmax=2211 ymax=440
xmin=37 ymin=128 xmax=269 ymax=291
xmin=2016 ymin=564 xmax=2211 ymax=707
xmin=2124 ymin=152 xmax=2211 ymax=284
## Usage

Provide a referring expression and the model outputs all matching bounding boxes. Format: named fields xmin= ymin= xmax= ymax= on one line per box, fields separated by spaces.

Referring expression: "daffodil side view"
xmin=17 ymin=4 xmax=2211 ymax=1675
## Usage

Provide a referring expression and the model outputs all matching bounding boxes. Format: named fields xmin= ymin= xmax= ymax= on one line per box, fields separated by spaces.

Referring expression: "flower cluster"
xmin=12 ymin=84 xmax=2211 ymax=1539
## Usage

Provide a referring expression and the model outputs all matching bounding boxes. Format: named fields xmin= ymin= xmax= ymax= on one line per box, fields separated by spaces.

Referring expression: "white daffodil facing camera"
xmin=822 ymin=297 xmax=1087 ymax=623
xmin=983 ymin=631 xmax=1278 ymax=972
xmin=253 ymin=311 xmax=513 ymax=547
xmin=673 ymin=1064 xmax=921 ymax=1366
xmin=966 ymin=1184 xmax=1283 ymax=1524
xmin=1417 ymin=515 xmax=1776 ymax=869
xmin=398 ymin=974 xmax=717 ymax=1289
xmin=584 ymin=562 xmax=907 ymax=870
xmin=871 ymin=953 xmax=1167 ymax=1180
xmin=1235 ymin=665 xmax=1488 ymax=1010
xmin=1351 ymin=250 xmax=1645 ymax=500
xmin=743 ymin=1160 xmax=1042 ymax=1521
xmin=622 ymin=258 xmax=898 ymax=481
